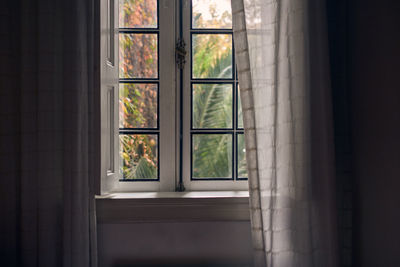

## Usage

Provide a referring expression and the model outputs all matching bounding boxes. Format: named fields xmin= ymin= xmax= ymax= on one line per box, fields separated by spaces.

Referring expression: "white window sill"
xmin=96 ymin=191 xmax=250 ymax=223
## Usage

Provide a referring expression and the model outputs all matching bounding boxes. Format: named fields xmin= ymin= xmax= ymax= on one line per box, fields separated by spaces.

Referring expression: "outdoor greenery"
xmin=119 ymin=0 xmax=247 ymax=180
xmin=120 ymin=134 xmax=158 ymax=179
xmin=191 ymin=36 xmax=234 ymax=178
xmin=119 ymin=0 xmax=159 ymax=179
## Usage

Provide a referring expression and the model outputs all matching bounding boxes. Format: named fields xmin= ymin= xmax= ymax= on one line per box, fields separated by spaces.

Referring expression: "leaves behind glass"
xmin=192 ymin=0 xmax=232 ymax=29
xmin=237 ymin=134 xmax=247 ymax=178
xmin=192 ymin=83 xmax=232 ymax=129
xmin=119 ymin=33 xmax=158 ymax=79
xmin=119 ymin=0 xmax=157 ymax=28
xmin=192 ymin=34 xmax=232 ymax=79
xmin=120 ymin=134 xmax=158 ymax=179
xmin=119 ymin=83 xmax=158 ymax=129
xmin=192 ymin=134 xmax=232 ymax=178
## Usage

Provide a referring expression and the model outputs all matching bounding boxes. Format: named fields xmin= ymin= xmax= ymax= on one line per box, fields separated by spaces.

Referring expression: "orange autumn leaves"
xmin=119 ymin=0 xmax=158 ymax=179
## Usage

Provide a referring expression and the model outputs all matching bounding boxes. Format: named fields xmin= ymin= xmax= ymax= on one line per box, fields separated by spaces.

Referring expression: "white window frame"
xmin=98 ymin=0 xmax=248 ymax=194
xmin=181 ymin=0 xmax=247 ymax=191
xmin=114 ymin=0 xmax=177 ymax=192
xmin=99 ymin=0 xmax=120 ymax=194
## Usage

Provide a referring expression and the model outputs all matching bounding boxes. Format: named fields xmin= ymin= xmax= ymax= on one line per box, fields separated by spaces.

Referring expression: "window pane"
xmin=192 ymin=83 xmax=232 ymax=129
xmin=192 ymin=134 xmax=232 ymax=179
xmin=119 ymin=83 xmax=158 ymax=129
xmin=237 ymin=134 xmax=247 ymax=178
xmin=119 ymin=33 xmax=158 ymax=78
xmin=237 ymin=85 xmax=243 ymax=128
xmin=119 ymin=0 xmax=157 ymax=28
xmin=192 ymin=0 xmax=232 ymax=29
xmin=120 ymin=134 xmax=158 ymax=179
xmin=192 ymin=34 xmax=232 ymax=79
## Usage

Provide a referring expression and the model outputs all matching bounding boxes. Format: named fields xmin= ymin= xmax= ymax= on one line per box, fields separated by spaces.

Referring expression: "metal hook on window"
xmin=176 ymin=38 xmax=187 ymax=69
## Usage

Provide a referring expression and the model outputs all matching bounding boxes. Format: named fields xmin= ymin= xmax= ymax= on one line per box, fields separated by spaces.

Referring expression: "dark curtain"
xmin=0 ymin=0 xmax=98 ymax=266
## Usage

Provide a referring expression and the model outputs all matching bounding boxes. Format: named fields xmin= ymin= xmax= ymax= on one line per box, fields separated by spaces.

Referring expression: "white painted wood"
xmin=100 ymin=0 xmax=119 ymax=194
xmin=96 ymin=192 xmax=250 ymax=223
xmin=158 ymin=0 xmax=177 ymax=191
xmin=96 ymin=190 xmax=249 ymax=199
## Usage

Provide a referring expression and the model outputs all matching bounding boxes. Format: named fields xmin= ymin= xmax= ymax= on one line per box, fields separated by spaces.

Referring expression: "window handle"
xmin=176 ymin=38 xmax=187 ymax=69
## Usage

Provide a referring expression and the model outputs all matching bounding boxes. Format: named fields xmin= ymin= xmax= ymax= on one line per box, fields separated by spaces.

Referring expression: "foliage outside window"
xmin=118 ymin=0 xmax=247 ymax=184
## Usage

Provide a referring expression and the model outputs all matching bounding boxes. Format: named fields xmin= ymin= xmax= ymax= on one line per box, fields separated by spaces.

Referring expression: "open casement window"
xmin=99 ymin=0 xmax=248 ymax=193
xmin=99 ymin=0 xmax=119 ymax=194
xmin=181 ymin=0 xmax=247 ymax=191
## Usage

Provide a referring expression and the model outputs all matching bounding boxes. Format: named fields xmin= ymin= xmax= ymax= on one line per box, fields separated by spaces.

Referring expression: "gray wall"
xmin=97 ymin=221 xmax=253 ymax=266
xmin=349 ymin=0 xmax=400 ymax=266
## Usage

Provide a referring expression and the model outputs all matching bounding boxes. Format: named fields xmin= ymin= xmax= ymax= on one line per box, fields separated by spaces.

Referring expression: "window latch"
xmin=176 ymin=38 xmax=187 ymax=69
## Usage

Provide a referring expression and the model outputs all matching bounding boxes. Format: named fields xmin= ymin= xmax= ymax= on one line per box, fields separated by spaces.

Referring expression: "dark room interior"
xmin=1 ymin=0 xmax=399 ymax=266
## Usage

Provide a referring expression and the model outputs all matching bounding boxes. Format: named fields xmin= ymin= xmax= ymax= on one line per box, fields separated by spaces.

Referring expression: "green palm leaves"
xmin=193 ymin=83 xmax=232 ymax=129
xmin=192 ymin=34 xmax=233 ymax=79
xmin=191 ymin=33 xmax=235 ymax=179
xmin=192 ymin=134 xmax=233 ymax=178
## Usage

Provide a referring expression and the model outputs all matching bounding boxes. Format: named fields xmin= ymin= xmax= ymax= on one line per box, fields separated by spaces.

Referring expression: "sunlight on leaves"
xmin=192 ymin=0 xmax=232 ymax=29
xmin=192 ymin=34 xmax=232 ymax=79
xmin=119 ymin=0 xmax=157 ymax=28
xmin=119 ymin=83 xmax=158 ymax=129
xmin=192 ymin=83 xmax=232 ymax=129
xmin=120 ymin=134 xmax=158 ymax=179
xmin=119 ymin=33 xmax=158 ymax=79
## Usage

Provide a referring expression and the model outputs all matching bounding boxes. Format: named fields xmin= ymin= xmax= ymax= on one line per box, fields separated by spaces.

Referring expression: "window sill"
xmin=96 ymin=191 xmax=250 ymax=223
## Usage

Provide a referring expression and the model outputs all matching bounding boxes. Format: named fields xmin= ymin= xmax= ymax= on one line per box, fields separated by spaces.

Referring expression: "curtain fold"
xmin=232 ymin=0 xmax=338 ymax=266
xmin=0 ymin=0 xmax=98 ymax=266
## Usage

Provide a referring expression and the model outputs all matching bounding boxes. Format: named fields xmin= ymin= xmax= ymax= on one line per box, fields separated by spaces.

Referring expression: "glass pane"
xmin=119 ymin=0 xmax=157 ymax=28
xmin=120 ymin=134 xmax=158 ymax=179
xmin=237 ymin=134 xmax=247 ymax=178
xmin=119 ymin=33 xmax=158 ymax=78
xmin=237 ymin=84 xmax=243 ymax=128
xmin=192 ymin=0 xmax=232 ymax=29
xmin=192 ymin=83 xmax=232 ymax=129
xmin=119 ymin=83 xmax=158 ymax=128
xmin=192 ymin=134 xmax=232 ymax=179
xmin=192 ymin=34 xmax=232 ymax=79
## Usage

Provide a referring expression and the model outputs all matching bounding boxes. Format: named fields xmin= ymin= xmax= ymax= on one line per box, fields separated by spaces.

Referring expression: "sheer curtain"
xmin=232 ymin=0 xmax=338 ymax=266
xmin=0 ymin=0 xmax=98 ymax=266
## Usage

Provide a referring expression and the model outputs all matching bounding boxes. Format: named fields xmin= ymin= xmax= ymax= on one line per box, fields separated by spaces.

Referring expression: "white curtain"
xmin=0 ymin=0 xmax=98 ymax=266
xmin=232 ymin=0 xmax=338 ymax=266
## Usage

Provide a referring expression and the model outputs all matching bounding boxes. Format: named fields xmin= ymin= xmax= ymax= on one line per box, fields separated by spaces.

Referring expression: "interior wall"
xmin=97 ymin=221 xmax=253 ymax=267
xmin=349 ymin=1 xmax=400 ymax=266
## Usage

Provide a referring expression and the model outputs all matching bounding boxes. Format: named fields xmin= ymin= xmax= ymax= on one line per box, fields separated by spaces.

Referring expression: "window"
xmin=100 ymin=0 xmax=247 ymax=193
